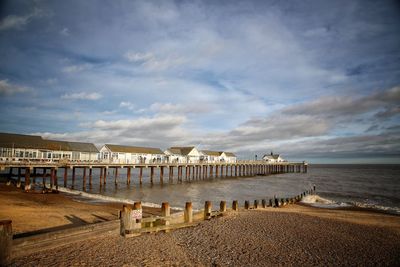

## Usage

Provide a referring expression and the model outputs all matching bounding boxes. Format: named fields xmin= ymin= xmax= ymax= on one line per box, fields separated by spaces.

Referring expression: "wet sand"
xmin=2 ymin=184 xmax=400 ymax=266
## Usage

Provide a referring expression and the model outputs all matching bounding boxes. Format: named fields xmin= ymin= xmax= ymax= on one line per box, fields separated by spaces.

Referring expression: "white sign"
xmin=132 ymin=209 xmax=142 ymax=220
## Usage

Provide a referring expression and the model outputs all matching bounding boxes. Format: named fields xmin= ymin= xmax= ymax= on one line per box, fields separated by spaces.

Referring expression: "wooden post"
xmin=269 ymin=199 xmax=273 ymax=207
xmin=160 ymin=166 xmax=164 ymax=184
xmin=103 ymin=167 xmax=107 ymax=184
xmin=254 ymin=200 xmax=259 ymax=209
xmin=209 ymin=165 xmax=213 ymax=178
xmin=161 ymin=202 xmax=170 ymax=217
xmin=54 ymin=168 xmax=58 ymax=190
xmin=184 ymin=202 xmax=193 ymax=223
xmin=244 ymin=200 xmax=250 ymax=210
xmin=150 ymin=167 xmax=154 ymax=184
xmin=83 ymin=167 xmax=87 ymax=190
xmin=192 ymin=166 xmax=195 ymax=180
xmin=120 ymin=203 xmax=142 ymax=237
xmin=114 ymin=167 xmax=119 ymax=185
xmin=24 ymin=167 xmax=31 ymax=191
xmin=169 ymin=166 xmax=173 ymax=182
xmin=72 ymin=167 xmax=76 ymax=188
xmin=232 ymin=200 xmax=239 ymax=211
xmin=220 ymin=201 xmax=226 ymax=212
xmin=50 ymin=168 xmax=54 ymax=189
xmin=64 ymin=167 xmax=68 ymax=187
xmin=17 ymin=168 xmax=21 ymax=188
xmin=6 ymin=168 xmax=12 ymax=186
xmin=139 ymin=167 xmax=143 ymax=185
xmin=89 ymin=167 xmax=93 ymax=186
xmin=99 ymin=167 xmax=103 ymax=186
xmin=262 ymin=199 xmax=266 ymax=208
xmin=42 ymin=168 xmax=46 ymax=189
xmin=216 ymin=165 xmax=219 ymax=177
xmin=235 ymin=165 xmax=237 ymax=177
xmin=0 ymin=220 xmax=12 ymax=266
xmin=33 ymin=167 xmax=37 ymax=185
xmin=204 ymin=201 xmax=212 ymax=220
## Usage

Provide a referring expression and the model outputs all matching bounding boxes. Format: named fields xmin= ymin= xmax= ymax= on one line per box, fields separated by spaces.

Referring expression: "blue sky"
xmin=0 ymin=0 xmax=399 ymax=163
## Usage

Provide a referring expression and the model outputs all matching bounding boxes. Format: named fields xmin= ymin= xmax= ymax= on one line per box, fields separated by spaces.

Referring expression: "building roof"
xmin=0 ymin=132 xmax=99 ymax=153
xmin=105 ymin=144 xmax=163 ymax=155
xmin=263 ymin=154 xmax=280 ymax=160
xmin=223 ymin=152 xmax=236 ymax=157
xmin=201 ymin=150 xmax=221 ymax=156
xmin=168 ymin=146 xmax=195 ymax=156
xmin=0 ymin=132 xmax=44 ymax=149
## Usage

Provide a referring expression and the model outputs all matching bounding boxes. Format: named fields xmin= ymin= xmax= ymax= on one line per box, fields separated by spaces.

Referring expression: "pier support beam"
xmin=160 ymin=166 xmax=164 ymax=184
xmin=83 ymin=167 xmax=87 ymax=190
xmin=139 ymin=167 xmax=143 ymax=185
xmin=114 ymin=167 xmax=119 ymax=185
xmin=150 ymin=167 xmax=154 ymax=184
xmin=24 ymin=167 xmax=31 ymax=191
xmin=126 ymin=167 xmax=131 ymax=185
xmin=99 ymin=167 xmax=103 ymax=187
xmin=89 ymin=167 xmax=93 ymax=186
xmin=17 ymin=168 xmax=21 ymax=188
xmin=64 ymin=168 xmax=68 ymax=187
xmin=72 ymin=167 xmax=76 ymax=189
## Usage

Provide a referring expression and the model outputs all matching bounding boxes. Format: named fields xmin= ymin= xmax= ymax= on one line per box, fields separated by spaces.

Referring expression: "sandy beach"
xmin=1 ymin=184 xmax=399 ymax=266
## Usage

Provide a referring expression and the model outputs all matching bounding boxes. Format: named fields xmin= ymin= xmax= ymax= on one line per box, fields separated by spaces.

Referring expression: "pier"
xmin=0 ymin=161 xmax=308 ymax=192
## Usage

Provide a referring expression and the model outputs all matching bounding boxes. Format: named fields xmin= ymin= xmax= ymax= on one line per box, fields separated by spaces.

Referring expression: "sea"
xmin=45 ymin=164 xmax=400 ymax=214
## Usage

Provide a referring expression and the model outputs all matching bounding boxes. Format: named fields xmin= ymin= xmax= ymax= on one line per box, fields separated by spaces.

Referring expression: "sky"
xmin=0 ymin=0 xmax=399 ymax=163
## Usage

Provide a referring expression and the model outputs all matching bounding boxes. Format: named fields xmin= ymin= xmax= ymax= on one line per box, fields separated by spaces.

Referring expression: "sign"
xmin=132 ymin=209 xmax=142 ymax=220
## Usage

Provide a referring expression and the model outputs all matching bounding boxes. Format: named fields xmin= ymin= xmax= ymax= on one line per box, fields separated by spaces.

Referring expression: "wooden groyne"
xmin=0 ymin=161 xmax=308 ymax=192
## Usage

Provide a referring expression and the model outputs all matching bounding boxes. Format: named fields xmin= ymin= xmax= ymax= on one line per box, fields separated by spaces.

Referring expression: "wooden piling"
xmin=24 ymin=167 xmax=31 ymax=191
xmin=161 ymin=202 xmax=170 ymax=217
xmin=17 ymin=168 xmax=21 ymax=188
xmin=103 ymin=167 xmax=107 ymax=184
xmin=204 ymin=201 xmax=212 ymax=220
xmin=72 ymin=167 xmax=76 ymax=188
xmin=139 ymin=167 xmax=143 ymax=185
xmin=254 ymin=200 xmax=259 ymax=209
xmin=126 ymin=167 xmax=131 ymax=185
xmin=220 ymin=201 xmax=227 ymax=212
xmin=184 ymin=202 xmax=193 ymax=223
xmin=0 ymin=220 xmax=12 ymax=266
xmin=53 ymin=168 xmax=58 ymax=190
xmin=6 ymin=168 xmax=12 ymax=186
xmin=261 ymin=199 xmax=266 ymax=208
xmin=99 ymin=167 xmax=103 ymax=186
xmin=63 ymin=167 xmax=68 ymax=187
xmin=83 ymin=167 xmax=87 ymax=190
xmin=114 ymin=167 xmax=119 ymax=185
xmin=244 ymin=200 xmax=250 ymax=210
xmin=232 ymin=200 xmax=239 ymax=211
xmin=160 ymin=166 xmax=164 ymax=184
xmin=89 ymin=167 xmax=93 ymax=186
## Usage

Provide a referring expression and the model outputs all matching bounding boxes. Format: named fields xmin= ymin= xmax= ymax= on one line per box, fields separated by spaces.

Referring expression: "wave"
xmin=301 ymin=194 xmax=400 ymax=214
xmin=57 ymin=187 xmax=184 ymax=211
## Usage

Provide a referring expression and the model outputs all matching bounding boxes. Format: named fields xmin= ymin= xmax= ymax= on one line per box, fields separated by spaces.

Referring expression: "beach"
xmin=2 ymin=186 xmax=400 ymax=266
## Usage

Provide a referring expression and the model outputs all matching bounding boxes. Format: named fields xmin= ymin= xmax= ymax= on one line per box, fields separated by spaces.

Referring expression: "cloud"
xmin=124 ymin=52 xmax=154 ymax=63
xmin=0 ymin=79 xmax=31 ymax=96
xmin=62 ymin=64 xmax=91 ymax=73
xmin=61 ymin=92 xmax=102 ymax=100
xmin=0 ymin=8 xmax=45 ymax=31
xmin=60 ymin=27 xmax=70 ymax=36
xmin=119 ymin=101 xmax=135 ymax=110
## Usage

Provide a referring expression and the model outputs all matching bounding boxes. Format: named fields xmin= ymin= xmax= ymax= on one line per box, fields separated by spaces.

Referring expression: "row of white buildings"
xmin=0 ymin=132 xmax=237 ymax=164
xmin=0 ymin=132 xmax=286 ymax=164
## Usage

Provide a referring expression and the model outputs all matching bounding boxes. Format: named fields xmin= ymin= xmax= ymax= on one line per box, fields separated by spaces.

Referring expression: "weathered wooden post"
xmin=99 ymin=167 xmax=103 ymax=186
xmin=63 ymin=167 xmax=68 ymax=187
xmin=169 ymin=166 xmax=173 ymax=182
xmin=254 ymin=200 xmax=259 ymax=209
xmin=120 ymin=203 xmax=142 ymax=237
xmin=24 ymin=167 xmax=31 ymax=191
xmin=103 ymin=167 xmax=108 ymax=184
xmin=261 ymin=199 xmax=266 ymax=208
xmin=72 ymin=167 xmax=76 ymax=188
xmin=126 ymin=167 xmax=131 ymax=185
xmin=160 ymin=166 xmax=164 ymax=184
xmin=274 ymin=196 xmax=279 ymax=207
xmin=184 ymin=202 xmax=193 ymax=223
xmin=16 ymin=168 xmax=21 ymax=188
xmin=139 ymin=167 xmax=143 ymax=185
xmin=161 ymin=202 xmax=170 ymax=227
xmin=244 ymin=200 xmax=250 ymax=210
xmin=32 ymin=167 xmax=37 ymax=185
xmin=204 ymin=201 xmax=212 ymax=220
xmin=54 ymin=168 xmax=58 ymax=190
xmin=220 ymin=201 xmax=227 ymax=212
xmin=83 ymin=167 xmax=87 ymax=190
xmin=232 ymin=200 xmax=239 ymax=211
xmin=0 ymin=220 xmax=12 ymax=266
xmin=150 ymin=167 xmax=154 ymax=184
xmin=114 ymin=167 xmax=119 ymax=185
xmin=6 ymin=168 xmax=12 ymax=186
xmin=89 ymin=167 xmax=93 ymax=186
xmin=269 ymin=199 xmax=273 ymax=207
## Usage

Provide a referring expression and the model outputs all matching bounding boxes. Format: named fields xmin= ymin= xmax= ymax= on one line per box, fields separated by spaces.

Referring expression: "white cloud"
xmin=119 ymin=101 xmax=135 ymax=110
xmin=62 ymin=64 xmax=91 ymax=73
xmin=124 ymin=52 xmax=154 ymax=62
xmin=61 ymin=92 xmax=102 ymax=100
xmin=60 ymin=27 xmax=70 ymax=36
xmin=0 ymin=79 xmax=30 ymax=96
xmin=0 ymin=8 xmax=45 ymax=31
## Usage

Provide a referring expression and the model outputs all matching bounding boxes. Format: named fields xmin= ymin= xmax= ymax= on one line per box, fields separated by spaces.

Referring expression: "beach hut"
xmin=262 ymin=152 xmax=285 ymax=163
xmin=165 ymin=146 xmax=204 ymax=163
xmin=100 ymin=144 xmax=165 ymax=164
xmin=0 ymin=132 xmax=99 ymax=162
xmin=201 ymin=150 xmax=222 ymax=163
xmin=219 ymin=152 xmax=237 ymax=163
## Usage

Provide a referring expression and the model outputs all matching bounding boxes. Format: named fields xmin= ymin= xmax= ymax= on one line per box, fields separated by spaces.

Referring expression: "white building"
xmin=201 ymin=150 xmax=221 ymax=163
xmin=100 ymin=144 xmax=165 ymax=164
xmin=0 ymin=132 xmax=99 ymax=162
xmin=219 ymin=152 xmax=237 ymax=163
xmin=165 ymin=146 xmax=204 ymax=163
xmin=262 ymin=152 xmax=285 ymax=163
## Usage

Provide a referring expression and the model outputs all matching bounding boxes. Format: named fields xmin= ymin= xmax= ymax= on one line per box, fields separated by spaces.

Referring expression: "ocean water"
xmin=18 ymin=164 xmax=400 ymax=213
